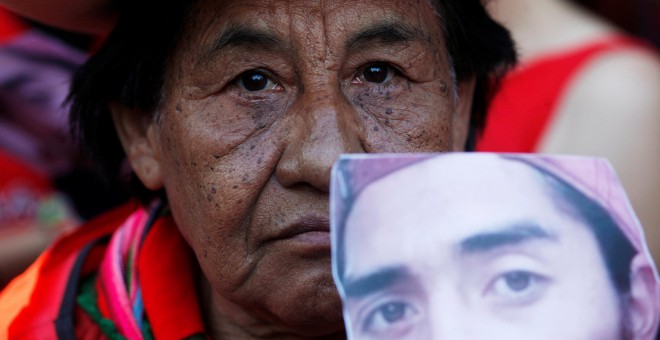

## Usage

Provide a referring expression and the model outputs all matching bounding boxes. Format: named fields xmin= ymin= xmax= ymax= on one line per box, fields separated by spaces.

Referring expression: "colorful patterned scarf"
xmin=98 ymin=206 xmax=151 ymax=339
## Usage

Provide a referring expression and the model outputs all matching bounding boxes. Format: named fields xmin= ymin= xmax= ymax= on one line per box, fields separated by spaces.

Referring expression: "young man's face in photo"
xmin=340 ymin=156 xmax=626 ymax=339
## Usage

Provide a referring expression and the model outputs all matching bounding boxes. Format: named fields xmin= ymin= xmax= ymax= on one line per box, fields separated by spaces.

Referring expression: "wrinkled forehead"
xmin=174 ymin=0 xmax=446 ymax=61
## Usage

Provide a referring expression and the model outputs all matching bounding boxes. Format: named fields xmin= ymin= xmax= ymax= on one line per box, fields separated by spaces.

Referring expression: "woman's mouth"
xmin=271 ymin=215 xmax=332 ymax=253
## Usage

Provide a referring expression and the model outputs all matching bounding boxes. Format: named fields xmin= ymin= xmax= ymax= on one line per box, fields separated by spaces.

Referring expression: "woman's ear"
xmin=626 ymin=254 xmax=660 ymax=340
xmin=452 ymin=76 xmax=476 ymax=151
xmin=109 ymin=102 xmax=164 ymax=190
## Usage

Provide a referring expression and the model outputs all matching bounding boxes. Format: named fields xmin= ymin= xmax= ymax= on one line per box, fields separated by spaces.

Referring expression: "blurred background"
xmin=0 ymin=4 xmax=128 ymax=288
xmin=575 ymin=0 xmax=659 ymax=47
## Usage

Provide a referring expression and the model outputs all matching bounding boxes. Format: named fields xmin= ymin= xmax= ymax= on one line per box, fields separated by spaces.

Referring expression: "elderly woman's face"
xmin=122 ymin=0 xmax=474 ymax=336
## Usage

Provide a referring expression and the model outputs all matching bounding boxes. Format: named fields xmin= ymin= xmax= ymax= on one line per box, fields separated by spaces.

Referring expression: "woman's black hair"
xmin=69 ymin=0 xmax=196 ymax=199
xmin=431 ymin=0 xmax=517 ymax=148
xmin=536 ymin=165 xmax=637 ymax=293
xmin=68 ymin=0 xmax=516 ymax=196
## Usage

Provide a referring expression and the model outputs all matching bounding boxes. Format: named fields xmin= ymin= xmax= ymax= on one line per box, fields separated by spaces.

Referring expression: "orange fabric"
xmin=0 ymin=252 xmax=46 ymax=340
xmin=477 ymin=36 xmax=655 ymax=152
xmin=0 ymin=202 xmax=137 ymax=339
xmin=138 ymin=214 xmax=206 ymax=340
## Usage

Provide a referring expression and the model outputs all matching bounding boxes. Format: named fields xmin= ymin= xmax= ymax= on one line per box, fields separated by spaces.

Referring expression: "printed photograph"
xmin=331 ymin=153 xmax=660 ymax=340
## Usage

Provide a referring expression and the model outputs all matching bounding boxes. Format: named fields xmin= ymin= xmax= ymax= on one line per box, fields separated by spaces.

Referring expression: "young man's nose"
xmin=427 ymin=292 xmax=477 ymax=340
xmin=275 ymin=87 xmax=364 ymax=192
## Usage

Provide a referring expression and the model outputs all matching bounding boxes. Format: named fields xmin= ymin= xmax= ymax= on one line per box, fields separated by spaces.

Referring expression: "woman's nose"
xmin=275 ymin=89 xmax=364 ymax=192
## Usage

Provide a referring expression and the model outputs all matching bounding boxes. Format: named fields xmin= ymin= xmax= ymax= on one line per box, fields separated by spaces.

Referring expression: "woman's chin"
xmin=206 ymin=253 xmax=345 ymax=337
xmin=260 ymin=257 xmax=344 ymax=333
xmin=268 ymin=282 xmax=345 ymax=337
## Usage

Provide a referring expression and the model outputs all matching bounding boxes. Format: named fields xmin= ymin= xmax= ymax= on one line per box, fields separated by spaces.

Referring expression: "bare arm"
xmin=540 ymin=49 xmax=660 ymax=262
xmin=0 ymin=0 xmax=118 ymax=34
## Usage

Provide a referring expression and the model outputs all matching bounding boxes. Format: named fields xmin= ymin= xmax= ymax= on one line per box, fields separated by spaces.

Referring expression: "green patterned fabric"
xmin=77 ymin=275 xmax=154 ymax=340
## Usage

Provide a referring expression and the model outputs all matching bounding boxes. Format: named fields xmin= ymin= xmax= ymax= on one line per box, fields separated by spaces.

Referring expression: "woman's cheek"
xmin=159 ymin=95 xmax=288 ymax=242
xmin=179 ymin=93 xmax=288 ymax=157
xmin=351 ymin=82 xmax=453 ymax=152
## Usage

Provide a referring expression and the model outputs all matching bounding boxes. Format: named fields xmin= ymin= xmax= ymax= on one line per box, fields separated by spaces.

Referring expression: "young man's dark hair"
xmin=68 ymin=0 xmax=516 ymax=193
xmin=517 ymin=159 xmax=638 ymax=294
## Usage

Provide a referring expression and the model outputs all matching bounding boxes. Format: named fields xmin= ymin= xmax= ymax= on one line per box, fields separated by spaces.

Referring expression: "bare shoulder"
xmin=540 ymin=45 xmax=660 ymax=261
xmin=547 ymin=45 xmax=660 ymax=147
xmin=573 ymin=46 xmax=660 ymax=113
xmin=0 ymin=0 xmax=117 ymax=34
xmin=541 ymin=45 xmax=660 ymax=149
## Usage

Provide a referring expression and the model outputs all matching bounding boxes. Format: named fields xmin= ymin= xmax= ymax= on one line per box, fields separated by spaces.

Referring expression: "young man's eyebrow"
xmin=205 ymin=25 xmax=284 ymax=59
xmin=342 ymin=266 xmax=411 ymax=298
xmin=460 ymin=223 xmax=557 ymax=254
xmin=345 ymin=20 xmax=427 ymax=51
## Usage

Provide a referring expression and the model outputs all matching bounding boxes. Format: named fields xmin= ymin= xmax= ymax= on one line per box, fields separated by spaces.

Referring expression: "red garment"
xmin=0 ymin=203 xmax=206 ymax=339
xmin=476 ymin=36 xmax=654 ymax=152
xmin=0 ymin=6 xmax=27 ymax=43
xmin=0 ymin=150 xmax=52 ymax=233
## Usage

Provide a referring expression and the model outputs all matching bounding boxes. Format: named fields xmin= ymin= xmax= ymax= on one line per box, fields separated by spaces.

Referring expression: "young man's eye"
xmin=354 ymin=62 xmax=395 ymax=84
xmin=487 ymin=270 xmax=550 ymax=305
xmin=502 ymin=271 xmax=533 ymax=291
xmin=236 ymin=70 xmax=280 ymax=92
xmin=362 ymin=301 xmax=419 ymax=336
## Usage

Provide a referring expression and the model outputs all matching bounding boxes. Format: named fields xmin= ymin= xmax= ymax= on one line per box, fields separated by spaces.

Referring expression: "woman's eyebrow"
xmin=204 ymin=25 xmax=284 ymax=60
xmin=344 ymin=20 xmax=428 ymax=52
xmin=459 ymin=223 xmax=558 ymax=255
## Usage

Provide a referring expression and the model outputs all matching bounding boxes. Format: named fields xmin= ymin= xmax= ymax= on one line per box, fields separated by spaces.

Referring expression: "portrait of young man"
xmin=332 ymin=153 xmax=660 ymax=340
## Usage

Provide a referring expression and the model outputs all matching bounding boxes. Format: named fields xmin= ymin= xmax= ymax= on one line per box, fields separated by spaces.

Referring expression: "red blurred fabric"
xmin=0 ymin=202 xmax=135 ymax=338
xmin=0 ymin=202 xmax=207 ymax=338
xmin=477 ymin=36 xmax=654 ymax=152
xmin=0 ymin=6 xmax=27 ymax=43
xmin=139 ymin=214 xmax=206 ymax=340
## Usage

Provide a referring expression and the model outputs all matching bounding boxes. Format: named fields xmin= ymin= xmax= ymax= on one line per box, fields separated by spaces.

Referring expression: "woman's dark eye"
xmin=359 ymin=63 xmax=394 ymax=84
xmin=237 ymin=70 xmax=278 ymax=92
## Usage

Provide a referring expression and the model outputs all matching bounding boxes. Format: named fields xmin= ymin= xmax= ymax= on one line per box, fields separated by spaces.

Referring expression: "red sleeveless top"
xmin=476 ymin=36 xmax=654 ymax=152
